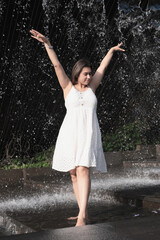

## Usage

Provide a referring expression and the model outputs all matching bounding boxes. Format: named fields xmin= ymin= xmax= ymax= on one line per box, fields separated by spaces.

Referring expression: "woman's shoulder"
xmin=88 ymin=83 xmax=96 ymax=93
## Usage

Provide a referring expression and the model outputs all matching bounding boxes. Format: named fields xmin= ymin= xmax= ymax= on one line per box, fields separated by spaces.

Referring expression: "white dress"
xmin=52 ymin=85 xmax=107 ymax=173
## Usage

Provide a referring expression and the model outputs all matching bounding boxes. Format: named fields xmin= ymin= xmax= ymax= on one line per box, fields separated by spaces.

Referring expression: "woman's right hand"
xmin=30 ymin=29 xmax=49 ymax=44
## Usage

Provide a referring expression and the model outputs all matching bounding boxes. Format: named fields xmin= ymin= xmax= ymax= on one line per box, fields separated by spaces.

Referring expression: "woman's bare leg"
xmin=69 ymin=168 xmax=91 ymax=222
xmin=75 ymin=166 xmax=90 ymax=227
xmin=69 ymin=169 xmax=80 ymax=219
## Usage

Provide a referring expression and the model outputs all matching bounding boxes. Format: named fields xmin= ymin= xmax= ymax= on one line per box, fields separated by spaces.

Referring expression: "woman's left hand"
xmin=112 ymin=42 xmax=125 ymax=52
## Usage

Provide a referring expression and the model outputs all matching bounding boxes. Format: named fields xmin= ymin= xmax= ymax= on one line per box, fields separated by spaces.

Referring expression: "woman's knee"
xmin=76 ymin=166 xmax=90 ymax=177
xmin=70 ymin=169 xmax=77 ymax=183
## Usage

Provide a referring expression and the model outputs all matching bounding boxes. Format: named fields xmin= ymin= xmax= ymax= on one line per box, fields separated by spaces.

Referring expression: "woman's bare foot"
xmin=67 ymin=212 xmax=89 ymax=222
xmin=75 ymin=218 xmax=86 ymax=227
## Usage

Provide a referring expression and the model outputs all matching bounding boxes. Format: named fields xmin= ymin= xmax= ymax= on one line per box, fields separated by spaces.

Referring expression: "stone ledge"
xmin=0 ymin=169 xmax=23 ymax=186
xmin=1 ymin=144 xmax=160 ymax=187
xmin=0 ymin=168 xmax=69 ymax=187
xmin=0 ymin=212 xmax=34 ymax=235
xmin=104 ymin=152 xmax=123 ymax=167
xmin=143 ymin=195 xmax=160 ymax=210
xmin=123 ymin=161 xmax=160 ymax=168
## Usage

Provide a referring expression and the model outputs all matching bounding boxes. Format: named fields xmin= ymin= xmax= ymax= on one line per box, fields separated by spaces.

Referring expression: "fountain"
xmin=0 ymin=0 xmax=160 ymax=237
xmin=0 ymin=166 xmax=160 ymax=236
xmin=1 ymin=0 xmax=160 ymax=160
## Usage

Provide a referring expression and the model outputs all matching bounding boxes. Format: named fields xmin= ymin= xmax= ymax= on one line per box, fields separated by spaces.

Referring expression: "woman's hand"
xmin=30 ymin=29 xmax=49 ymax=44
xmin=90 ymin=42 xmax=125 ymax=91
xmin=30 ymin=29 xmax=70 ymax=90
xmin=111 ymin=42 xmax=125 ymax=52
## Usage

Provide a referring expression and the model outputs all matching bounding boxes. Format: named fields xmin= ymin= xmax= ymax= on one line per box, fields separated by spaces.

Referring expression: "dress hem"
xmin=52 ymin=164 xmax=107 ymax=173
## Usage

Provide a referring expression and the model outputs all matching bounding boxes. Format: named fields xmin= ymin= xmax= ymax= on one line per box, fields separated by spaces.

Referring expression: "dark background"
xmin=0 ymin=0 xmax=160 ymax=162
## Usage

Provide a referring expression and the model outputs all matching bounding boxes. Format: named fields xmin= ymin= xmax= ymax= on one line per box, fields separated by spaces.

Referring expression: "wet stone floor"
xmin=4 ymin=202 xmax=160 ymax=232
xmin=0 ymin=167 xmax=160 ymax=235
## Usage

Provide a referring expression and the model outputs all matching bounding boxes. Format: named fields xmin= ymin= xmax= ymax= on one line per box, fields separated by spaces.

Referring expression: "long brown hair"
xmin=71 ymin=59 xmax=92 ymax=85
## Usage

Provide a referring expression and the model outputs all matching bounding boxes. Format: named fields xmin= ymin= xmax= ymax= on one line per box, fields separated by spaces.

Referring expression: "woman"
xmin=30 ymin=29 xmax=125 ymax=227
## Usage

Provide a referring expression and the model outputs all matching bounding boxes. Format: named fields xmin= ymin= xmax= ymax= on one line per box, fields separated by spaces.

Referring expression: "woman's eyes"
xmin=84 ymin=73 xmax=92 ymax=76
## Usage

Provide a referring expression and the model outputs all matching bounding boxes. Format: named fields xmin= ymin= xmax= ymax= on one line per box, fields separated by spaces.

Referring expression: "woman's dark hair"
xmin=71 ymin=59 xmax=92 ymax=85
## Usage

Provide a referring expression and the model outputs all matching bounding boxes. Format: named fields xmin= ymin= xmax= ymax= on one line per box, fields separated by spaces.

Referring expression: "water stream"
xmin=1 ymin=0 xmax=160 ymax=159
xmin=0 ymin=167 xmax=160 ymax=233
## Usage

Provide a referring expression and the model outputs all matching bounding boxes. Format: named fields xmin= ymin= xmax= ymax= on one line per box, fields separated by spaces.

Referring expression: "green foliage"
xmin=1 ymin=120 xmax=151 ymax=169
xmin=103 ymin=120 xmax=148 ymax=152
xmin=2 ymin=146 xmax=54 ymax=170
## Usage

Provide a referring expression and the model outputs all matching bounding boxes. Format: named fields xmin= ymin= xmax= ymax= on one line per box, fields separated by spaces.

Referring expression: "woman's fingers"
xmin=117 ymin=42 xmax=123 ymax=47
xmin=117 ymin=43 xmax=125 ymax=51
xmin=31 ymin=35 xmax=38 ymax=39
xmin=30 ymin=29 xmax=45 ymax=42
xmin=119 ymin=47 xmax=125 ymax=51
xmin=30 ymin=29 xmax=39 ymax=34
xmin=30 ymin=33 xmax=44 ymax=42
xmin=30 ymin=30 xmax=36 ymax=35
xmin=30 ymin=29 xmax=42 ymax=38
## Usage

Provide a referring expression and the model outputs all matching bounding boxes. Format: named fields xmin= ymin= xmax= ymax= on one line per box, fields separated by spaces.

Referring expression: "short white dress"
xmin=52 ymin=85 xmax=107 ymax=173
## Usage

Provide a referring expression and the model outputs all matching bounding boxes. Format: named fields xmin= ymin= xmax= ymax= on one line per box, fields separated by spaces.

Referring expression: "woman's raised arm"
xmin=30 ymin=29 xmax=70 ymax=90
xmin=90 ymin=43 xmax=125 ymax=91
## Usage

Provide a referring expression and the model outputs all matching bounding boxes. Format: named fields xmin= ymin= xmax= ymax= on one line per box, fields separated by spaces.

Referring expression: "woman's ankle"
xmin=75 ymin=217 xmax=86 ymax=227
xmin=78 ymin=211 xmax=87 ymax=220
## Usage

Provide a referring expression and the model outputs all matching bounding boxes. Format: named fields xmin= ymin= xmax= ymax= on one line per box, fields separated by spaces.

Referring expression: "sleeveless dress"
xmin=52 ymin=85 xmax=107 ymax=173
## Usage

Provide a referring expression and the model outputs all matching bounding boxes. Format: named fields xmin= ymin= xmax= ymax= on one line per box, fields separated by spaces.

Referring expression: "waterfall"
xmin=0 ymin=0 xmax=160 ymax=160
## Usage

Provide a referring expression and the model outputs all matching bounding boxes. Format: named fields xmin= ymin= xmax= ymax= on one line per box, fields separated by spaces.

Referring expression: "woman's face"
xmin=77 ymin=67 xmax=92 ymax=86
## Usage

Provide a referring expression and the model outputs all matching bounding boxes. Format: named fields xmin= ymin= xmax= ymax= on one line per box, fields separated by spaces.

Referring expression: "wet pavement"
xmin=1 ymin=166 xmax=160 ymax=239
xmin=0 ymin=215 xmax=160 ymax=240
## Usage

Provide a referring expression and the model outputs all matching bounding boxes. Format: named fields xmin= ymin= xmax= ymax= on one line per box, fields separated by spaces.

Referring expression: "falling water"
xmin=0 ymin=0 xmax=160 ymax=159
